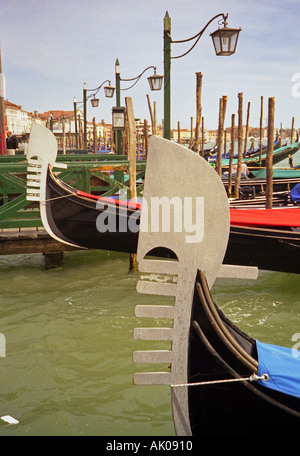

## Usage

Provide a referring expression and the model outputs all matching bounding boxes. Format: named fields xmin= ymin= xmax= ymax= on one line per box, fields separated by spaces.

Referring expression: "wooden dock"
xmin=0 ymin=227 xmax=81 ymax=267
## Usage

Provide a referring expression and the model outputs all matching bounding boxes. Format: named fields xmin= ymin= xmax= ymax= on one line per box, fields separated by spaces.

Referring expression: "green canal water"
xmin=0 ymin=249 xmax=299 ymax=436
xmin=0 ymin=148 xmax=299 ymax=436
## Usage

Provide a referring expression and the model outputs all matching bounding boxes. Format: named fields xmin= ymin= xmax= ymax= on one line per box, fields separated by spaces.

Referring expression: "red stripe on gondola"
xmin=230 ymin=207 xmax=300 ymax=227
xmin=76 ymin=190 xmax=142 ymax=210
xmin=76 ymin=190 xmax=299 ymax=227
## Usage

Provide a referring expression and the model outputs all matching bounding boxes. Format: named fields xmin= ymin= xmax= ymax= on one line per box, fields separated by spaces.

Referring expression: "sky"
xmin=0 ymin=0 xmax=300 ymax=131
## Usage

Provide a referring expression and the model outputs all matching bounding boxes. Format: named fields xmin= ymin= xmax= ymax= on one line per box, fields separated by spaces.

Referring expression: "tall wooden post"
xmin=146 ymin=94 xmax=155 ymax=135
xmin=266 ymin=97 xmax=275 ymax=209
xmin=144 ymin=119 xmax=149 ymax=157
xmin=215 ymin=97 xmax=223 ymax=175
xmin=222 ymin=95 xmax=227 ymax=124
xmin=201 ymin=116 xmax=205 ymax=157
xmin=73 ymin=98 xmax=78 ymax=149
xmin=193 ymin=72 xmax=202 ymax=153
xmin=125 ymin=97 xmax=137 ymax=270
xmin=259 ymin=96 xmax=263 ymax=164
xmin=280 ymin=122 xmax=282 ymax=147
xmin=228 ymin=113 xmax=235 ymax=197
xmin=216 ymin=96 xmax=227 ymax=176
xmin=68 ymin=120 xmax=72 ymax=149
xmin=78 ymin=117 xmax=82 ymax=149
xmin=0 ymin=47 xmax=6 ymax=155
xmin=243 ymin=101 xmax=250 ymax=157
xmin=177 ymin=121 xmax=181 ymax=144
xmin=291 ymin=116 xmax=295 ymax=144
xmin=62 ymin=121 xmax=66 ymax=155
xmin=93 ymin=117 xmax=97 ymax=154
xmin=189 ymin=117 xmax=194 ymax=150
xmin=234 ymin=92 xmax=243 ymax=198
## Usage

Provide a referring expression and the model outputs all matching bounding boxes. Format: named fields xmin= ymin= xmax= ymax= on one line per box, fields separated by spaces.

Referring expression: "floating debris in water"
xmin=1 ymin=415 xmax=19 ymax=425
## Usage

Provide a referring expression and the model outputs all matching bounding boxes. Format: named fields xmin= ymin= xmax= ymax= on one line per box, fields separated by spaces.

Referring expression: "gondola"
xmin=35 ymin=166 xmax=300 ymax=274
xmin=188 ymin=269 xmax=300 ymax=435
xmin=204 ymin=139 xmax=280 ymax=160
xmin=225 ymin=225 xmax=300 ymax=274
xmin=27 ymin=125 xmax=300 ymax=435
xmin=223 ymin=172 xmax=300 ymax=199
xmin=225 ymin=207 xmax=300 ymax=274
xmin=41 ymin=166 xmax=140 ymax=254
xmin=26 ymin=123 xmax=300 ymax=274
xmin=212 ymin=141 xmax=300 ymax=169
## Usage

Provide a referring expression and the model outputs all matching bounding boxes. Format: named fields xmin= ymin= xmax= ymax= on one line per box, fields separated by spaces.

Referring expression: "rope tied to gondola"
xmin=40 ymin=193 xmax=75 ymax=203
xmin=171 ymin=373 xmax=269 ymax=388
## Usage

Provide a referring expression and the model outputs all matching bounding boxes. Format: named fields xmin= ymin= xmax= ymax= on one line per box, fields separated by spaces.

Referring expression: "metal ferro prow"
xmin=133 ymin=136 xmax=258 ymax=436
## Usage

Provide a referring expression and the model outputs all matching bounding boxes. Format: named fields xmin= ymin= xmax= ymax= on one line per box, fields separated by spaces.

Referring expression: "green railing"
xmin=0 ymin=154 xmax=146 ymax=229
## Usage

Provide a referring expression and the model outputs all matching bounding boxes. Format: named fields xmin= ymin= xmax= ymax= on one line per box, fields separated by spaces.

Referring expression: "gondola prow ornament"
xmin=133 ymin=136 xmax=258 ymax=436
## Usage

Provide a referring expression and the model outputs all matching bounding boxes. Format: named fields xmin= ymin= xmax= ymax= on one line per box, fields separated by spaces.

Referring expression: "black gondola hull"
xmin=188 ymin=271 xmax=300 ymax=435
xmin=45 ymin=168 xmax=300 ymax=273
xmin=224 ymin=225 xmax=300 ymax=274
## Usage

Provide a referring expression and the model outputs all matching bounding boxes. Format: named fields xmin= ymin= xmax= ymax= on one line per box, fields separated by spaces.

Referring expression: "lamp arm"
xmin=120 ymin=65 xmax=156 ymax=82
xmin=86 ymin=79 xmax=112 ymax=95
xmin=172 ymin=13 xmax=227 ymax=59
xmin=120 ymin=78 xmax=141 ymax=91
xmin=120 ymin=65 xmax=157 ymax=91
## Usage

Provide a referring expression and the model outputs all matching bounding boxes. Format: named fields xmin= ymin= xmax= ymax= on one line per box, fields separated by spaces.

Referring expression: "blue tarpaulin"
xmin=257 ymin=340 xmax=300 ymax=398
xmin=291 ymin=183 xmax=300 ymax=202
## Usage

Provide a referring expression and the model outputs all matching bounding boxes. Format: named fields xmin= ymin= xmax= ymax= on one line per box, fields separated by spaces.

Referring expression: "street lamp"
xmin=163 ymin=11 xmax=241 ymax=140
xmin=210 ymin=15 xmax=241 ymax=56
xmin=148 ymin=68 xmax=164 ymax=91
xmin=114 ymin=59 xmax=163 ymax=153
xmin=104 ymin=82 xmax=115 ymax=98
xmin=90 ymin=82 xmax=115 ymax=108
xmin=90 ymin=96 xmax=99 ymax=108
xmin=82 ymin=79 xmax=115 ymax=149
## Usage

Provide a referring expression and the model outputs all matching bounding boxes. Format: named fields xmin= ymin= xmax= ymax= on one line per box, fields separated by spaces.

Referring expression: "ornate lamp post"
xmin=163 ymin=11 xmax=241 ymax=139
xmin=82 ymin=80 xmax=115 ymax=149
xmin=114 ymin=59 xmax=163 ymax=153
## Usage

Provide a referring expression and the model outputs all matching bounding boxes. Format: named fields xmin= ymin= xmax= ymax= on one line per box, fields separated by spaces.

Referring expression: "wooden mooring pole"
xmin=266 ymin=97 xmax=275 ymax=209
xmin=228 ymin=113 xmax=235 ymax=197
xmin=234 ymin=92 xmax=243 ymax=198
xmin=201 ymin=116 xmax=205 ymax=158
xmin=259 ymin=96 xmax=263 ymax=164
xmin=193 ymin=72 xmax=202 ymax=153
xmin=243 ymin=101 xmax=250 ymax=158
xmin=216 ymin=95 xmax=227 ymax=176
xmin=291 ymin=116 xmax=295 ymax=144
xmin=189 ymin=117 xmax=194 ymax=150
xmin=0 ymin=47 xmax=6 ymax=155
xmin=216 ymin=97 xmax=223 ymax=176
xmin=125 ymin=97 xmax=137 ymax=270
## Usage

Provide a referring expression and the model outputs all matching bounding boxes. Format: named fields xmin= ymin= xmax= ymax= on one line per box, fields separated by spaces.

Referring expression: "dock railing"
xmin=0 ymin=153 xmax=146 ymax=230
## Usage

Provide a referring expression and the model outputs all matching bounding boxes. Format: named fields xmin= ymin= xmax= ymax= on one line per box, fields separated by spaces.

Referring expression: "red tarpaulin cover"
xmin=230 ymin=208 xmax=300 ymax=228
xmin=76 ymin=190 xmax=300 ymax=228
